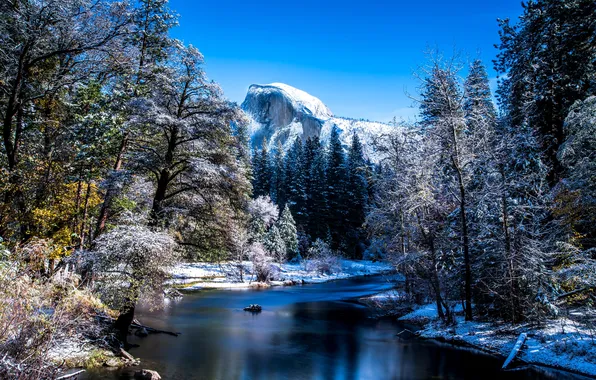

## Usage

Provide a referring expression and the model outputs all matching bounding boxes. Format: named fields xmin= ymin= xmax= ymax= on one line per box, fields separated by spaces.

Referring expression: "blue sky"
xmin=169 ymin=0 xmax=522 ymax=122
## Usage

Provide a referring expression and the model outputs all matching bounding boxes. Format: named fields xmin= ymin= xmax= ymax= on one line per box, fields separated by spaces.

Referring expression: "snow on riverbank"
xmin=169 ymin=259 xmax=394 ymax=290
xmin=398 ymin=303 xmax=596 ymax=377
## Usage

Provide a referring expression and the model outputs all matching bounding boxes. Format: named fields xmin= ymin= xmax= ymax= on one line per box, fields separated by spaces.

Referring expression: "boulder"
xmin=134 ymin=369 xmax=161 ymax=380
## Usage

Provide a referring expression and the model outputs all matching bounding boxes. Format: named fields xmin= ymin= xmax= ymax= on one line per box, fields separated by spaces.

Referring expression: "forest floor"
xmin=169 ymin=259 xmax=394 ymax=290
xmin=363 ymin=294 xmax=596 ymax=378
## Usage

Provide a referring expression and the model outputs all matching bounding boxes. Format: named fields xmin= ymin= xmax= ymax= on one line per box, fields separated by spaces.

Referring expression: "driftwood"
xmin=96 ymin=315 xmax=180 ymax=337
xmin=130 ymin=322 xmax=180 ymax=337
xmin=55 ymin=369 xmax=85 ymax=380
xmin=502 ymin=333 xmax=527 ymax=369
xmin=120 ymin=348 xmax=136 ymax=361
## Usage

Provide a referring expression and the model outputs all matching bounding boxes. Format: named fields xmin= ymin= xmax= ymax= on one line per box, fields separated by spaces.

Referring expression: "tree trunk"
xmin=459 ymin=180 xmax=473 ymax=321
xmin=79 ymin=179 xmax=92 ymax=248
xmin=149 ymin=169 xmax=170 ymax=226
xmin=429 ymin=238 xmax=445 ymax=321
xmin=500 ymin=167 xmax=517 ymax=322
xmin=114 ymin=304 xmax=135 ymax=347
xmin=452 ymin=154 xmax=473 ymax=321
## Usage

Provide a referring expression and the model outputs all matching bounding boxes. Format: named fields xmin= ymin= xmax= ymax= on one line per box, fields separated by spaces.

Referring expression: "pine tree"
xmin=303 ymin=137 xmax=320 ymax=235
xmin=252 ymin=141 xmax=271 ymax=198
xmin=277 ymin=206 xmax=299 ymax=260
xmin=284 ymin=138 xmax=307 ymax=227
xmin=325 ymin=126 xmax=347 ymax=249
xmin=270 ymin=142 xmax=286 ymax=206
xmin=495 ymin=0 xmax=596 ymax=184
xmin=345 ymin=133 xmax=368 ymax=257
xmin=309 ymin=140 xmax=328 ymax=240
xmin=463 ymin=59 xmax=496 ymax=132
xmin=264 ymin=224 xmax=286 ymax=263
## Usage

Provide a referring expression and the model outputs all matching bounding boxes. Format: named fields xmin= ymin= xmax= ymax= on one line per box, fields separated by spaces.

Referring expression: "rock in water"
xmin=243 ymin=304 xmax=262 ymax=312
xmin=134 ymin=327 xmax=149 ymax=337
xmin=242 ymin=83 xmax=398 ymax=162
xmin=134 ymin=369 xmax=161 ymax=380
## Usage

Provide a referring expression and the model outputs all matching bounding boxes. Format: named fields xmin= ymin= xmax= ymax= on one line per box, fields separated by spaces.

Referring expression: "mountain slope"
xmin=241 ymin=83 xmax=397 ymax=161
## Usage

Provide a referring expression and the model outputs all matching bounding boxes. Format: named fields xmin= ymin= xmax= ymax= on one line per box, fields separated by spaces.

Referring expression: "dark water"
xmin=86 ymin=276 xmax=587 ymax=380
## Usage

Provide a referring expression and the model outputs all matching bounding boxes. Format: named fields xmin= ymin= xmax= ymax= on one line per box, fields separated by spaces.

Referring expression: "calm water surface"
xmin=86 ymin=276 xmax=587 ymax=380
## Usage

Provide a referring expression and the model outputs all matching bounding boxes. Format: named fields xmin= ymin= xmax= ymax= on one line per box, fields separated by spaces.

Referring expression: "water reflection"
xmin=85 ymin=277 xmax=587 ymax=380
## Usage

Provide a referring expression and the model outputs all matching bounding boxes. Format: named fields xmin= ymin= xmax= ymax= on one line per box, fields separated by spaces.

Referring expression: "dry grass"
xmin=0 ymin=263 xmax=115 ymax=379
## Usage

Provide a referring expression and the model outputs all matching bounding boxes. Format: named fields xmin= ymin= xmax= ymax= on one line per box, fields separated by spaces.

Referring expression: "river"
xmin=85 ymin=275 xmax=587 ymax=380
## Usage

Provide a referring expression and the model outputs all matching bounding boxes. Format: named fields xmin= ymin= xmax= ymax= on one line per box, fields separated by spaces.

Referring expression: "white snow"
xmin=169 ymin=259 xmax=394 ymax=290
xmin=364 ymin=289 xmax=403 ymax=301
xmin=322 ymin=117 xmax=398 ymax=162
xmin=397 ymin=303 xmax=596 ymax=377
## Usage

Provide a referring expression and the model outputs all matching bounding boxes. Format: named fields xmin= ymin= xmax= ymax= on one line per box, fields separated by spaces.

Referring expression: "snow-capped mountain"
xmin=241 ymin=83 xmax=396 ymax=161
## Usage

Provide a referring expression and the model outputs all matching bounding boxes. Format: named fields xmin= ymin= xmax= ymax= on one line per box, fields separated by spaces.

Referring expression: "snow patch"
xmin=169 ymin=259 xmax=394 ymax=290
xmin=401 ymin=303 xmax=596 ymax=377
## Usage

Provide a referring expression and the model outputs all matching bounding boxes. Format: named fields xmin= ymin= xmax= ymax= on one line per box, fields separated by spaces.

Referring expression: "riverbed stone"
xmin=134 ymin=369 xmax=161 ymax=380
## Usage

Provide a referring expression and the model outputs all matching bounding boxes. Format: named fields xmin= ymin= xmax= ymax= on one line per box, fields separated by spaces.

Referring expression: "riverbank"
xmin=364 ymin=295 xmax=596 ymax=378
xmin=169 ymin=259 xmax=395 ymax=290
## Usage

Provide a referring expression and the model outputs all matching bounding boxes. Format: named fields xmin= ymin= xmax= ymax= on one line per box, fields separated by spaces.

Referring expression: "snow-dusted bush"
xmin=247 ymin=196 xmax=279 ymax=245
xmin=307 ymin=239 xmax=340 ymax=275
xmin=363 ymin=238 xmax=386 ymax=262
xmin=248 ymin=242 xmax=273 ymax=282
xmin=81 ymin=224 xmax=178 ymax=312
xmin=230 ymin=224 xmax=250 ymax=282
xmin=0 ymin=252 xmax=112 ymax=378
xmin=248 ymin=196 xmax=279 ymax=229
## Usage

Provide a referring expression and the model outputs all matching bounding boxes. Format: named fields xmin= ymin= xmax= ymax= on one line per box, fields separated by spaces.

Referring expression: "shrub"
xmin=249 ymin=243 xmax=273 ymax=282
xmin=306 ymin=239 xmax=340 ymax=275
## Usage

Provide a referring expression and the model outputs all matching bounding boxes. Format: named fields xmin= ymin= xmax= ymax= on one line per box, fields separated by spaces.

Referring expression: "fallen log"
xmin=556 ymin=287 xmax=592 ymax=302
xmin=120 ymin=348 xmax=136 ymax=361
xmin=131 ymin=322 xmax=180 ymax=337
xmin=502 ymin=333 xmax=527 ymax=369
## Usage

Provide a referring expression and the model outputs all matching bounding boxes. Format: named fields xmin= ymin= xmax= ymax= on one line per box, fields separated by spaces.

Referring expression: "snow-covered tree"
xmin=128 ymin=44 xmax=249 ymax=259
xmin=252 ymin=140 xmax=272 ymax=198
xmin=264 ymin=225 xmax=286 ymax=263
xmin=277 ymin=207 xmax=299 ymax=260
xmin=95 ymin=0 xmax=178 ymax=236
xmin=248 ymin=196 xmax=279 ymax=229
xmin=495 ymin=0 xmax=596 ymax=184
xmin=248 ymin=242 xmax=273 ymax=282
xmin=270 ymin=142 xmax=286 ymax=205
xmin=345 ymin=133 xmax=368 ymax=257
xmin=557 ymin=96 xmax=596 ymax=245
xmin=418 ymin=56 xmax=474 ymax=320
xmin=285 ymin=137 xmax=307 ymax=226
xmin=78 ymin=223 xmax=177 ymax=343
xmin=308 ymin=139 xmax=328 ymax=240
xmin=325 ymin=126 xmax=347 ymax=249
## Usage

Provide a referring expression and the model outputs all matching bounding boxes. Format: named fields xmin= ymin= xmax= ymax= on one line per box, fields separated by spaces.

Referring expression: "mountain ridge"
xmin=241 ymin=83 xmax=397 ymax=161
